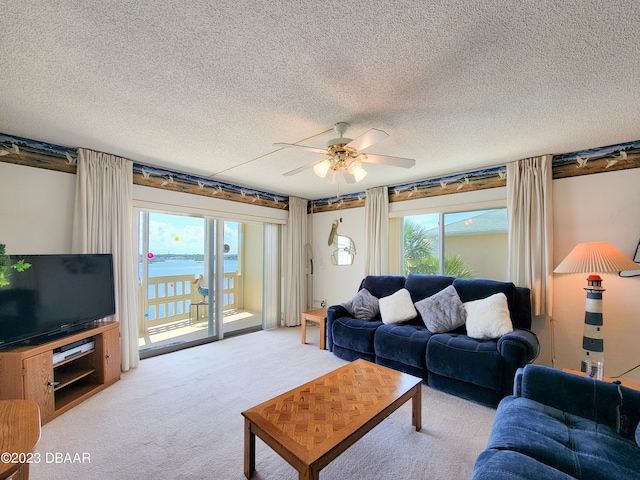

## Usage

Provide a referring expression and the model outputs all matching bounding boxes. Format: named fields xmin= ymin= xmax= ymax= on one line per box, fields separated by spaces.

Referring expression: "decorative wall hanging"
xmin=0 ymin=133 xmax=288 ymax=210
xmin=132 ymin=163 xmax=288 ymax=209
xmin=620 ymin=238 xmax=640 ymax=277
xmin=328 ymin=218 xmax=356 ymax=266
xmin=552 ymin=139 xmax=640 ymax=179
xmin=3 ymin=132 xmax=640 ymax=213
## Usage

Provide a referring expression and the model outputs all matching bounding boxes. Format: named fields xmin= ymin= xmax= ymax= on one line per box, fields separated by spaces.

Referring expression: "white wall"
xmin=552 ymin=168 xmax=640 ymax=383
xmin=309 ymin=207 xmax=366 ymax=308
xmin=0 ymin=162 xmax=75 ymax=253
xmin=133 ymin=184 xmax=288 ymax=224
xmin=0 ymin=163 xmax=288 ymax=256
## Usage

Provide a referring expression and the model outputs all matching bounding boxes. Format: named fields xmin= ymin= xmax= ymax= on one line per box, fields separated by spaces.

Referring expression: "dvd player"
xmin=53 ymin=340 xmax=95 ymax=364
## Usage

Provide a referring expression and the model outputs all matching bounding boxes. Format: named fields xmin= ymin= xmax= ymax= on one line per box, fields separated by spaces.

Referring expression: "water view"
xmin=139 ymin=256 xmax=239 ymax=278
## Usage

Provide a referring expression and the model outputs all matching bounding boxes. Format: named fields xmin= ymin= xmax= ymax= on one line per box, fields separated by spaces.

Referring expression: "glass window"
xmin=403 ymin=213 xmax=440 ymax=275
xmin=402 ymin=208 xmax=508 ymax=280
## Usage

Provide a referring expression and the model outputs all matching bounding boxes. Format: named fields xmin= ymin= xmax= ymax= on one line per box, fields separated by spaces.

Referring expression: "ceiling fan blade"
xmin=345 ymin=128 xmax=389 ymax=152
xmin=274 ymin=142 xmax=328 ymax=155
xmin=283 ymin=161 xmax=318 ymax=177
xmin=341 ymin=170 xmax=357 ymax=184
xmin=361 ymin=153 xmax=416 ymax=168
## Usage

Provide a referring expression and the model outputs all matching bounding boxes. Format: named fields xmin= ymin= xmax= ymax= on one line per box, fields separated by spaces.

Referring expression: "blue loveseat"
xmin=327 ymin=274 xmax=539 ymax=407
xmin=473 ymin=364 xmax=640 ymax=480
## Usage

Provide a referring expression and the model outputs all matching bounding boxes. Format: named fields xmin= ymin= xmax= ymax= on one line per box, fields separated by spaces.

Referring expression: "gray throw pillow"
xmin=414 ymin=285 xmax=466 ymax=333
xmin=341 ymin=288 xmax=380 ymax=319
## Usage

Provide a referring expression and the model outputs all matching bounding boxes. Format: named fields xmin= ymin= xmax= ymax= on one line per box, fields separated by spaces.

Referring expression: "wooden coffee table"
xmin=242 ymin=359 xmax=422 ymax=479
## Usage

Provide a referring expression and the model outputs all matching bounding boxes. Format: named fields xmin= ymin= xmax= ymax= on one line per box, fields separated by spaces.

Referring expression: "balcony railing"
xmin=139 ymin=273 xmax=237 ymax=333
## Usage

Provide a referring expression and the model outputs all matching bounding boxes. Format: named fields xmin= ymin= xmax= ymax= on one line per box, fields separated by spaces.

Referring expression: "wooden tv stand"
xmin=0 ymin=320 xmax=120 ymax=425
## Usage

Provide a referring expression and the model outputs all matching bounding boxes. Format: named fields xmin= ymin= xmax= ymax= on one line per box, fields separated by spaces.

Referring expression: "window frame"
xmin=389 ymin=192 xmax=507 ymax=279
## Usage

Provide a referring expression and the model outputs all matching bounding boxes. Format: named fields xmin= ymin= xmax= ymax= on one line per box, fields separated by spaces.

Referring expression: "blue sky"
xmin=408 ymin=210 xmax=496 ymax=230
xmin=142 ymin=210 xmax=497 ymax=256
xmin=143 ymin=213 xmax=239 ymax=255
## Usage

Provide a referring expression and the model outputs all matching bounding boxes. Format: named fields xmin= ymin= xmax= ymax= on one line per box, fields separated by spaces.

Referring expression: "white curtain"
xmin=263 ymin=223 xmax=281 ymax=329
xmin=283 ymin=196 xmax=308 ymax=326
xmin=364 ymin=186 xmax=389 ymax=276
xmin=507 ymin=155 xmax=553 ymax=316
xmin=388 ymin=217 xmax=403 ymax=275
xmin=72 ymin=148 xmax=139 ymax=371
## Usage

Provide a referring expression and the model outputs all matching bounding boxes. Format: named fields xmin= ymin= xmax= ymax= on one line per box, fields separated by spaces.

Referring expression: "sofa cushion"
xmin=341 ymin=288 xmax=379 ymax=319
xmin=427 ymin=334 xmax=503 ymax=390
xmin=379 ymin=288 xmax=418 ymax=324
xmin=332 ymin=344 xmax=375 ymax=363
xmin=519 ymin=364 xmax=640 ymax=435
xmin=374 ymin=324 xmax=432 ymax=370
xmin=331 ymin=316 xmax=381 ymax=356
xmin=484 ymin=395 xmax=640 ymax=480
xmin=453 ymin=278 xmax=517 ymax=323
xmin=512 ymin=286 xmax=533 ymax=329
xmin=464 ymin=292 xmax=513 ymax=340
xmin=360 ymin=275 xmax=406 ymax=299
xmin=472 ymin=449 xmax=576 ymax=480
xmin=453 ymin=278 xmax=516 ymax=303
xmin=415 ymin=285 xmax=467 ymax=333
xmin=404 ymin=274 xmax=455 ymax=302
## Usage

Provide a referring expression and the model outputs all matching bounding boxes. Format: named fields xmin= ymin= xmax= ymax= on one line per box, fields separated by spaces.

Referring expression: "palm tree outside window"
xmin=402 ymin=208 xmax=508 ymax=280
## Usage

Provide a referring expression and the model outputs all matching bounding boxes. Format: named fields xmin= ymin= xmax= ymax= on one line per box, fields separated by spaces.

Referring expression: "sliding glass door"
xmin=138 ymin=212 xmax=215 ymax=355
xmin=137 ymin=212 xmax=271 ymax=356
xmin=221 ymin=221 xmax=264 ymax=335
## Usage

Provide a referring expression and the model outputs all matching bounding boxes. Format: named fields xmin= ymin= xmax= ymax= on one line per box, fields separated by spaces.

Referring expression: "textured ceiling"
xmin=2 ymin=1 xmax=640 ymax=200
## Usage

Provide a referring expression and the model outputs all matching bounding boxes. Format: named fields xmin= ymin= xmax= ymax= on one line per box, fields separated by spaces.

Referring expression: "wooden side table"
xmin=301 ymin=308 xmax=328 ymax=350
xmin=0 ymin=400 xmax=41 ymax=480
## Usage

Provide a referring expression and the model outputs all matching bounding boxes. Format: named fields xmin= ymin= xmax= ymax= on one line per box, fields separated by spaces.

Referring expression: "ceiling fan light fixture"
xmin=353 ymin=167 xmax=368 ymax=182
xmin=346 ymin=158 xmax=362 ymax=174
xmin=278 ymin=122 xmax=415 ymax=183
xmin=313 ymin=159 xmax=331 ymax=178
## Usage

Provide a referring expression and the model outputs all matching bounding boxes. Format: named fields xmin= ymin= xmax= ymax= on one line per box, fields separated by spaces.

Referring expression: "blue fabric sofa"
xmin=327 ymin=274 xmax=539 ymax=407
xmin=473 ymin=364 xmax=640 ymax=480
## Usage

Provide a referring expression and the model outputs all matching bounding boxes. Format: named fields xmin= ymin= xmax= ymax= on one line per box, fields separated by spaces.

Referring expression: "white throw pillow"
xmin=464 ymin=292 xmax=513 ymax=340
xmin=378 ymin=288 xmax=418 ymax=324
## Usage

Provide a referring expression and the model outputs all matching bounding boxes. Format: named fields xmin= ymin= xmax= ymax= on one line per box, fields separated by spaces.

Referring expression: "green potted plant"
xmin=0 ymin=243 xmax=31 ymax=287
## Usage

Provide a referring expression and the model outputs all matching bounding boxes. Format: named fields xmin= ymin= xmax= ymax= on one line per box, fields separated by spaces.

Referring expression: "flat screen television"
xmin=0 ymin=254 xmax=115 ymax=348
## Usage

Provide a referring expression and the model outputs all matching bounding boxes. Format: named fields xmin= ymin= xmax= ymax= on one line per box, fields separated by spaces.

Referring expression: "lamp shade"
xmin=554 ymin=241 xmax=639 ymax=274
xmin=353 ymin=168 xmax=368 ymax=182
xmin=313 ymin=159 xmax=331 ymax=178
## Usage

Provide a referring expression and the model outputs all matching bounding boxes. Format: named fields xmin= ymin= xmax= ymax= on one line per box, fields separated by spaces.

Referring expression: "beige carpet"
xmin=31 ymin=326 xmax=495 ymax=480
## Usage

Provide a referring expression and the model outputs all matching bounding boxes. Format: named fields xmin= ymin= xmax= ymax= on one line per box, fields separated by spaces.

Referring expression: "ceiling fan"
xmin=276 ymin=122 xmax=416 ymax=184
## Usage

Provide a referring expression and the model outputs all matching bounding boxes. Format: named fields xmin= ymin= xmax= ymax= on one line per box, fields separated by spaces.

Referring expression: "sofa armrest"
xmin=517 ymin=364 xmax=640 ymax=435
xmin=497 ymin=329 xmax=539 ymax=397
xmin=497 ymin=329 xmax=539 ymax=363
xmin=327 ymin=304 xmax=349 ymax=351
xmin=513 ymin=367 xmax=525 ymax=397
